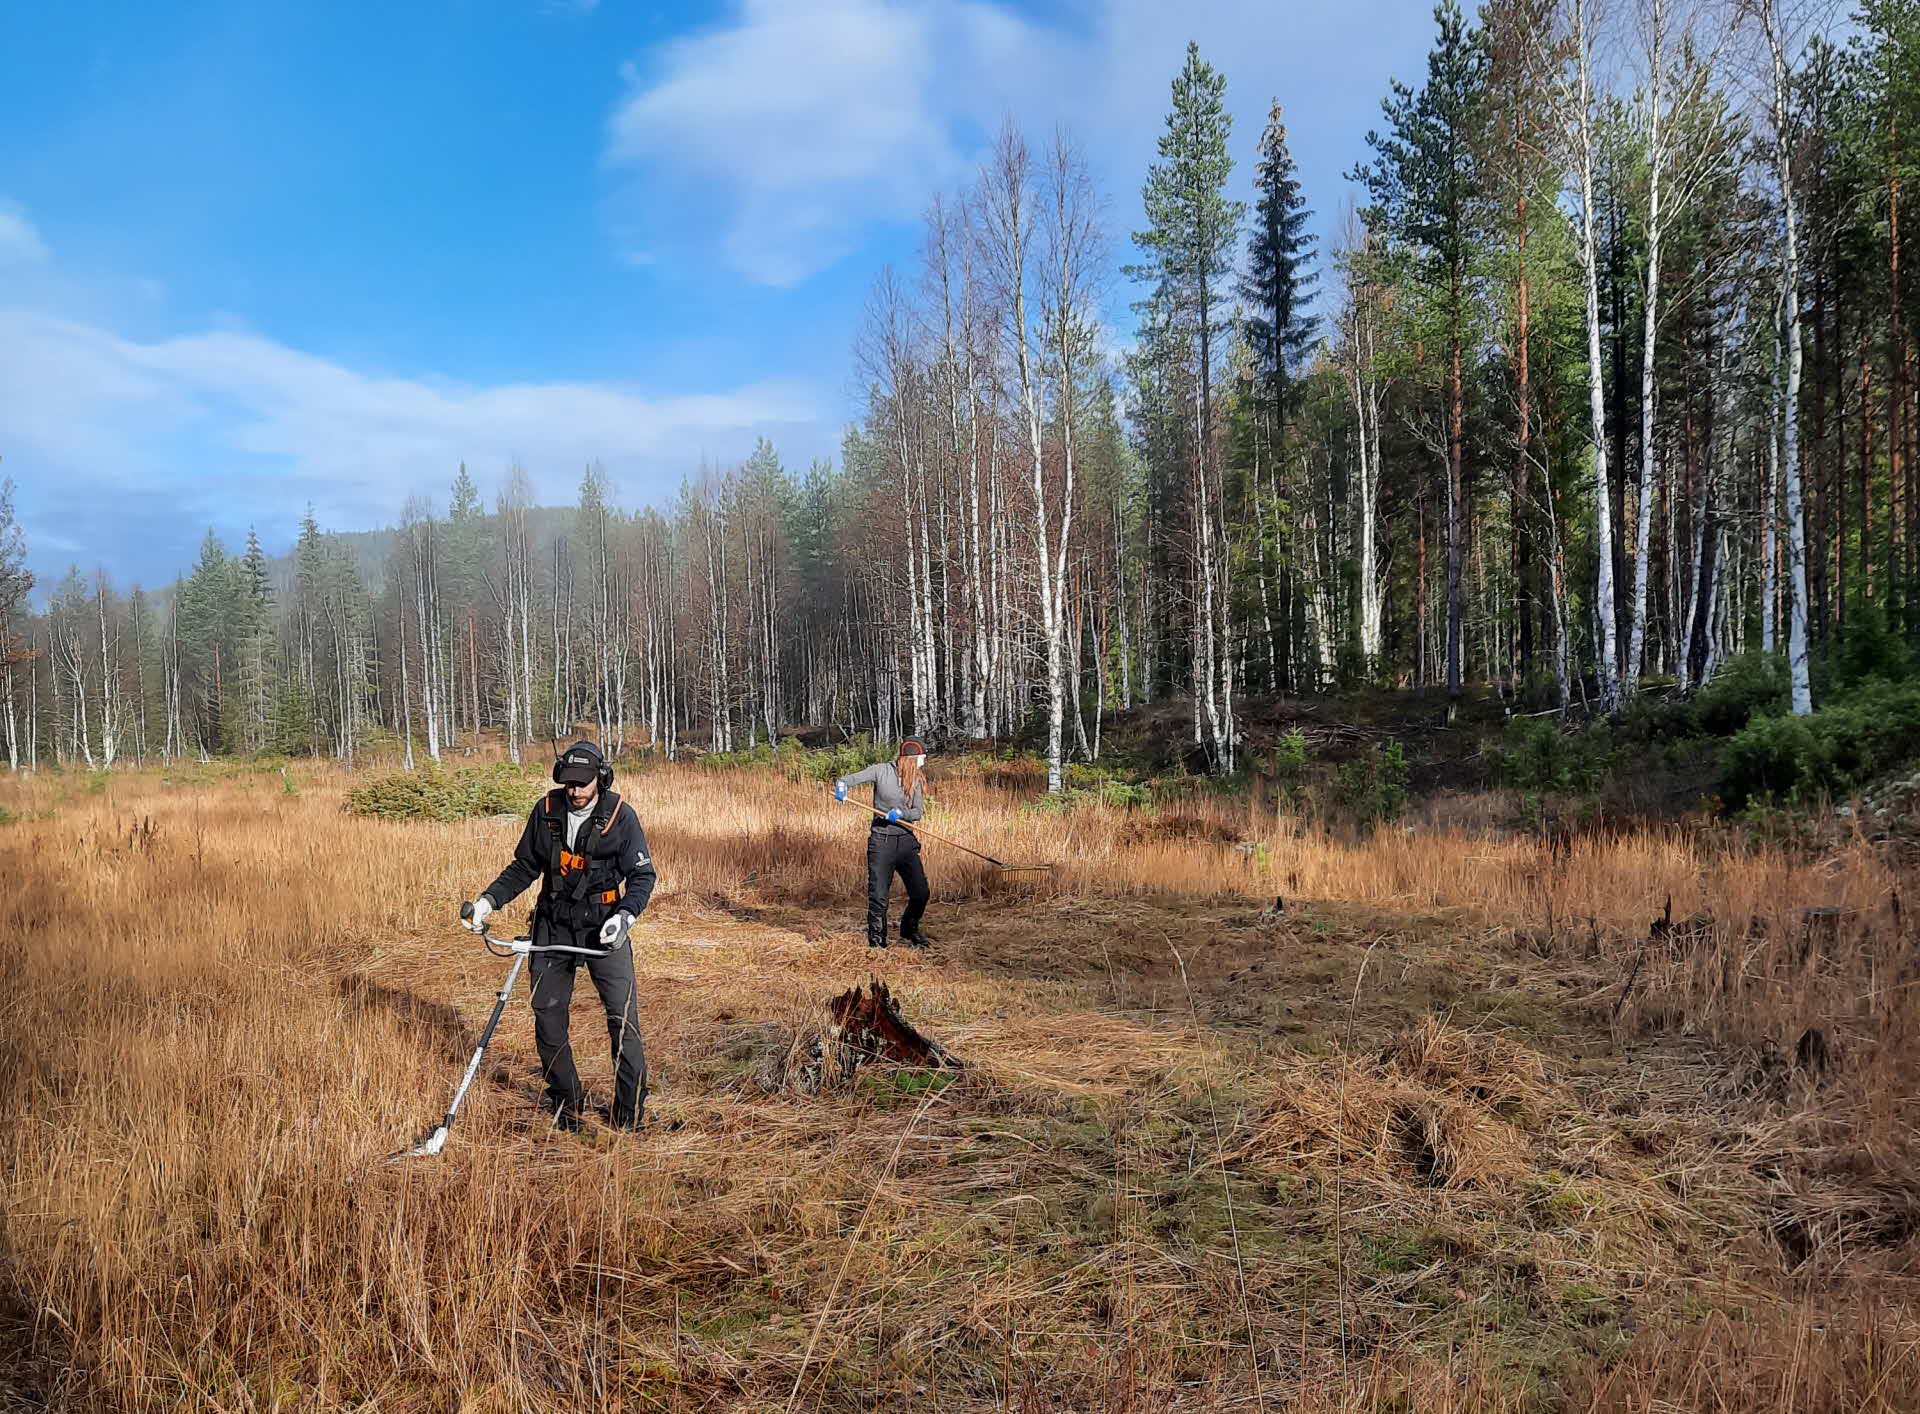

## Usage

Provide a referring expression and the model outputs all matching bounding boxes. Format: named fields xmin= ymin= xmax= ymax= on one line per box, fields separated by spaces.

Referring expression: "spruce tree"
xmin=1242 ymin=102 xmax=1320 ymax=429
xmin=232 ymin=528 xmax=275 ymax=752
xmin=1240 ymin=101 xmax=1319 ymax=690
xmin=0 ymin=479 xmax=31 ymax=675
xmin=177 ymin=530 xmax=236 ymax=754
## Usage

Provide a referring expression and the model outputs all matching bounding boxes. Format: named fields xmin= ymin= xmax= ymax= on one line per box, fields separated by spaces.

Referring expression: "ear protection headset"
xmin=552 ymin=744 xmax=615 ymax=792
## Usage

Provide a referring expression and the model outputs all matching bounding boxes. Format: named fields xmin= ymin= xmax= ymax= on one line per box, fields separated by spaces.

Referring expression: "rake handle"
xmin=844 ymin=797 xmax=1044 ymax=871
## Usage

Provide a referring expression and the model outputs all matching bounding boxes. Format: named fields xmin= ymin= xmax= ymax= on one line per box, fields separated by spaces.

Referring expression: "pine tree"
xmin=1354 ymin=0 xmax=1490 ymax=698
xmin=1130 ymin=41 xmax=1246 ymax=769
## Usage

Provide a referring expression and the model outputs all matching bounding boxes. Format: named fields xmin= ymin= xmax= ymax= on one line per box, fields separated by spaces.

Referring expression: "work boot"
xmin=602 ymin=1105 xmax=645 ymax=1133
xmin=902 ymin=929 xmax=933 ymax=949
xmin=550 ymin=1104 xmax=585 ymax=1134
xmin=867 ymin=926 xmax=889 ymax=949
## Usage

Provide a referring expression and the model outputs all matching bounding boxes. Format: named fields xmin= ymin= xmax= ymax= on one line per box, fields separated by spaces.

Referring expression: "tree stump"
xmin=765 ymin=978 xmax=965 ymax=1096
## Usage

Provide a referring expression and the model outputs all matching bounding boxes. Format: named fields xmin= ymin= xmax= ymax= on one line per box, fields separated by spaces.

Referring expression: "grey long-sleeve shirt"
xmin=837 ymin=761 xmax=925 ymax=836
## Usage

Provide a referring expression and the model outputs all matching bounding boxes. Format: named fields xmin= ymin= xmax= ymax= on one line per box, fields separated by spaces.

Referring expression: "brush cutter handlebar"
xmin=459 ymin=901 xmax=620 ymax=959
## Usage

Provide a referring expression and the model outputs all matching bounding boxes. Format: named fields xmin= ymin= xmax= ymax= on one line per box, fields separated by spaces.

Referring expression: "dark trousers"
xmin=528 ymin=927 xmax=647 ymax=1125
xmin=866 ymin=827 xmax=929 ymax=946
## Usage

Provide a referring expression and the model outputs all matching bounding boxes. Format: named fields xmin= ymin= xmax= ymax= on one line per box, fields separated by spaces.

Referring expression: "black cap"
xmin=555 ymin=741 xmax=605 ymax=786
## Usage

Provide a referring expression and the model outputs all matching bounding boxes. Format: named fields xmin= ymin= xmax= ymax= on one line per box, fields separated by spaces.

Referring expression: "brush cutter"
xmin=843 ymin=799 xmax=1054 ymax=873
xmin=388 ymin=903 xmax=618 ymax=1162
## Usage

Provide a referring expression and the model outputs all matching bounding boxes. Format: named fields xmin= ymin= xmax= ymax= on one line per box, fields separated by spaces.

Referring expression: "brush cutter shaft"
xmin=436 ymin=950 xmax=527 ymax=1133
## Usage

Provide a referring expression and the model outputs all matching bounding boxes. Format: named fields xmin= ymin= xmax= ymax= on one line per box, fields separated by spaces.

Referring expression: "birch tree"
xmin=1754 ymin=0 xmax=1818 ymax=713
xmin=1567 ymin=0 xmax=1626 ymax=708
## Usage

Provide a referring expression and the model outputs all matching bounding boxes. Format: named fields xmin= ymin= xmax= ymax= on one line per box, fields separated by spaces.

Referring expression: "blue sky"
xmin=2 ymin=0 xmax=1435 ymax=595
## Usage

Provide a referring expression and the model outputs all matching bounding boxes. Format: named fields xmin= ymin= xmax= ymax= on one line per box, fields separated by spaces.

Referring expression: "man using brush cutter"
xmin=464 ymin=740 xmax=656 ymax=1133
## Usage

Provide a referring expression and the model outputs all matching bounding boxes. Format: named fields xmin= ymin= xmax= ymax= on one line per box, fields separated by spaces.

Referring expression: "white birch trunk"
xmin=1625 ymin=0 xmax=1667 ymax=691
xmin=1573 ymin=0 xmax=1622 ymax=709
xmin=1763 ymin=2 xmax=1812 ymax=714
xmin=1763 ymin=302 xmax=1782 ymax=655
xmin=96 ymin=578 xmax=118 ymax=769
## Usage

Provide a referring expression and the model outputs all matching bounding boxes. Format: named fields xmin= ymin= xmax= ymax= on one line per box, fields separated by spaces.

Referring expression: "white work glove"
xmin=599 ymin=911 xmax=635 ymax=950
xmin=464 ymin=897 xmax=493 ymax=933
xmin=502 ymin=936 xmax=533 ymax=955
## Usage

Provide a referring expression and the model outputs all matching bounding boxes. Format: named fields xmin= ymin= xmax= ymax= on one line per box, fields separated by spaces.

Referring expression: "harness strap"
xmin=540 ymin=789 xmax=623 ymax=908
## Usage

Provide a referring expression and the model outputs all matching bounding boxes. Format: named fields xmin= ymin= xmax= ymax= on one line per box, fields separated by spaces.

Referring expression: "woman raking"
xmin=834 ymin=740 xmax=932 ymax=949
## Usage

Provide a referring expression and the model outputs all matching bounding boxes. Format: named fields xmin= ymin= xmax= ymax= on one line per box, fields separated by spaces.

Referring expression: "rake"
xmin=844 ymin=798 xmax=1054 ymax=874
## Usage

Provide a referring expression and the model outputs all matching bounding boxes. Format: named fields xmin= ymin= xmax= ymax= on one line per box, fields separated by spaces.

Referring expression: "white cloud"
xmin=603 ymin=0 xmax=1434 ymax=288
xmin=0 ymin=306 xmax=825 ymax=563
xmin=604 ymin=0 xmax=1069 ymax=286
xmin=0 ymin=200 xmax=49 ymax=266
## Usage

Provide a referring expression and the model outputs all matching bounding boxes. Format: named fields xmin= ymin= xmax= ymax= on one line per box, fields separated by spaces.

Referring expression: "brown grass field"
xmin=1 ymin=754 xmax=1917 ymax=1411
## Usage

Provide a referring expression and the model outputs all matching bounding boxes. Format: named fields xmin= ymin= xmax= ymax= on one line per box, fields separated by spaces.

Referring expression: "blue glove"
xmin=886 ymin=808 xmax=901 ymax=824
xmin=834 ymin=781 xmax=848 ymax=802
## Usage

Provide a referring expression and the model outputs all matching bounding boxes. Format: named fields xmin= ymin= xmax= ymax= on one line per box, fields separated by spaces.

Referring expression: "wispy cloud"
xmin=604 ymin=0 xmax=1067 ymax=287
xmin=602 ymin=0 xmax=1431 ymax=289
xmin=0 ymin=201 xmax=827 ymax=584
xmin=0 ymin=200 xmax=49 ymax=266
xmin=2 ymin=309 xmax=821 ymax=512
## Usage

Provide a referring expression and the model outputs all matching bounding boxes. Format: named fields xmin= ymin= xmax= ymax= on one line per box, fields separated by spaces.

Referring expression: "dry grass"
xmin=0 ymin=756 xmax=1914 ymax=1411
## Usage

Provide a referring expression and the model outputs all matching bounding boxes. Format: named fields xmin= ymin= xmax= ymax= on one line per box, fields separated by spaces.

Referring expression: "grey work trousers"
xmin=528 ymin=931 xmax=647 ymax=1126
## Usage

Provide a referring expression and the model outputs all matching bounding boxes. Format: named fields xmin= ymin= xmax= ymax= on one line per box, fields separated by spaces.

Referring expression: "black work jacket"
xmin=482 ymin=789 xmax=657 ymax=933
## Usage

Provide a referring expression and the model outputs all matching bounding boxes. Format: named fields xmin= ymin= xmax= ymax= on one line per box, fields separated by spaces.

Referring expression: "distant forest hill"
xmin=258 ymin=503 xmax=580 ymax=604
xmin=4 ymin=0 xmax=1916 ymax=789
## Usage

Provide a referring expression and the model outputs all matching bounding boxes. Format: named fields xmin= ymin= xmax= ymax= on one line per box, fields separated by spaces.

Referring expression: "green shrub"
xmin=1691 ymin=653 xmax=1790 ymax=737
xmin=346 ymin=763 xmax=536 ymax=821
xmin=1271 ymin=730 xmax=1309 ymax=780
xmin=1819 ymin=601 xmax=1913 ymax=695
xmin=1719 ymin=714 xmax=1821 ymax=810
xmin=1496 ymin=717 xmax=1622 ymax=794
xmin=700 ymin=734 xmax=889 ymax=786
xmin=1021 ymin=777 xmax=1152 ymax=814
xmin=1720 ymin=681 xmax=1920 ymax=810
xmin=1096 ymin=779 xmax=1152 ymax=809
xmin=1063 ymin=761 xmax=1153 ymax=805
xmin=1335 ymin=740 xmax=1409 ymax=829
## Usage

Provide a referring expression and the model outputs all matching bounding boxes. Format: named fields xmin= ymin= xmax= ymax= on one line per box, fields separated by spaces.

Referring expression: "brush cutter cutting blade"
xmin=390 ymin=1126 xmax=450 ymax=1162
